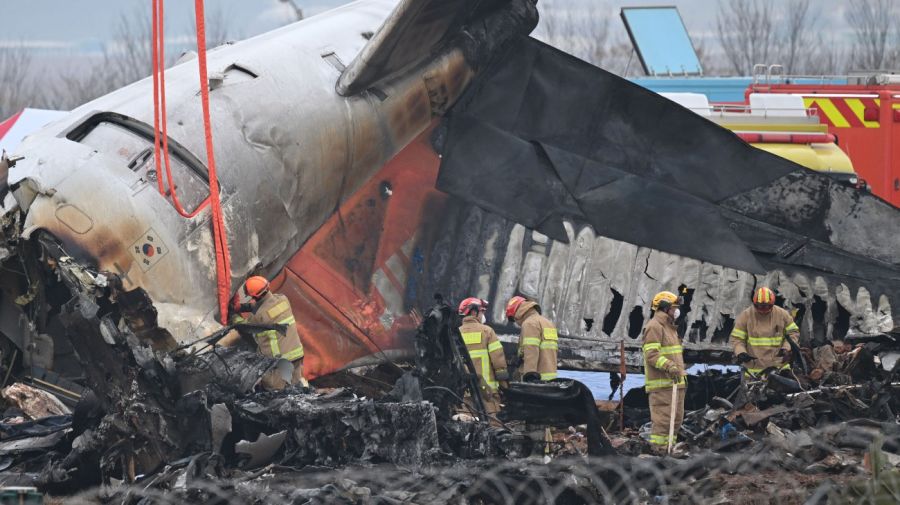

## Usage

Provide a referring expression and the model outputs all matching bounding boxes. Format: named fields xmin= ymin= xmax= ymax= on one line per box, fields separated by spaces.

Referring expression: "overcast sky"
xmin=0 ymin=0 xmax=344 ymax=51
xmin=2 ymin=0 xmax=852 ymax=51
xmin=0 ymin=0 xmax=856 ymax=77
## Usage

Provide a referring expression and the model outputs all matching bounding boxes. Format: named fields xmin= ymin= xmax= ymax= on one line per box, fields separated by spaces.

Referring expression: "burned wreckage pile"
xmin=0 ymin=282 xmax=898 ymax=504
xmin=0 ymin=287 xmax=607 ymax=503
xmin=3 ymin=0 xmax=900 ymax=502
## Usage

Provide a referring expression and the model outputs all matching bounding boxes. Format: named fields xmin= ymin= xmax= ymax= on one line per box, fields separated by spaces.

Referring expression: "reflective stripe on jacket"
xmin=641 ymin=310 xmax=686 ymax=392
xmin=459 ymin=316 xmax=508 ymax=391
xmin=514 ymin=301 xmax=558 ymax=381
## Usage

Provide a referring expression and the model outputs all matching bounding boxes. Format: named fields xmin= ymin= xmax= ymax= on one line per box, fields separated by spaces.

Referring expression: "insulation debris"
xmin=1 ymin=383 xmax=70 ymax=420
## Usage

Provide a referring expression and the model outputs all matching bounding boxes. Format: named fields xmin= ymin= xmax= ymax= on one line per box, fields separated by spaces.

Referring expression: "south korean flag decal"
xmin=130 ymin=228 xmax=169 ymax=272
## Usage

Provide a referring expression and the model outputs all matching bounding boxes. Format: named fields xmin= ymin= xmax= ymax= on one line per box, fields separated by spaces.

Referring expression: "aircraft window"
xmin=146 ymin=146 xmax=209 ymax=213
xmin=69 ymin=114 xmax=210 ymax=214
xmin=78 ymin=122 xmax=148 ymax=167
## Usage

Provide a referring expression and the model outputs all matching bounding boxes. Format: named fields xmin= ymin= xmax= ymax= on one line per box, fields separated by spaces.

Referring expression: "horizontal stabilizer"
xmin=438 ymin=36 xmax=900 ymax=283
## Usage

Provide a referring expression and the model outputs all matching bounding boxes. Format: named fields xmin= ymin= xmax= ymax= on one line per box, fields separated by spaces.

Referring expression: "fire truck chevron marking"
xmin=804 ymin=98 xmax=850 ymax=128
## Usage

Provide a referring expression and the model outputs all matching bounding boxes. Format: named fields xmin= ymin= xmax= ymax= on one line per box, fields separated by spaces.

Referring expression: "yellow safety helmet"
xmin=651 ymin=291 xmax=681 ymax=311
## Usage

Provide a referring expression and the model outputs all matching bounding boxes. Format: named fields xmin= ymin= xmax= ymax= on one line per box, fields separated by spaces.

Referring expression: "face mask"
xmin=479 ymin=314 xmax=486 ymax=324
xmin=672 ymin=308 xmax=681 ymax=319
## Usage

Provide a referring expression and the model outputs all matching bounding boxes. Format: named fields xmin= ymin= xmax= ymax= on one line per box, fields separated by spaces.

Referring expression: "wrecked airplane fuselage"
xmin=3 ymin=0 xmax=900 ymax=501
xmin=0 ymin=0 xmax=538 ymax=378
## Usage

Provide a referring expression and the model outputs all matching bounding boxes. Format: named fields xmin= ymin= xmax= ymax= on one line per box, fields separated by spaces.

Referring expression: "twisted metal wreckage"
xmin=0 ymin=0 xmax=900 ymax=499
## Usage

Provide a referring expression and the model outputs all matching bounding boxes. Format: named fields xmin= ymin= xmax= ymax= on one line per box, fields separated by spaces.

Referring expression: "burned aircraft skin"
xmin=0 ymin=0 xmax=539 ymax=378
xmin=3 ymin=1 xmax=900 ymax=502
xmin=423 ymin=37 xmax=900 ymax=371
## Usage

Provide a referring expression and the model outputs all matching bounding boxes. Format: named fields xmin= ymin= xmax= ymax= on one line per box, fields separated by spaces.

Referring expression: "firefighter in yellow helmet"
xmin=642 ymin=291 xmax=687 ymax=453
xmin=730 ymin=287 xmax=800 ymax=377
xmin=506 ymin=296 xmax=558 ymax=382
xmin=220 ymin=276 xmax=306 ymax=389
xmin=458 ymin=297 xmax=508 ymax=416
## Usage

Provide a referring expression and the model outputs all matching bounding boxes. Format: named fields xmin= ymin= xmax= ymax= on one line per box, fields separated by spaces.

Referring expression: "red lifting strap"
xmin=151 ymin=0 xmax=232 ymax=323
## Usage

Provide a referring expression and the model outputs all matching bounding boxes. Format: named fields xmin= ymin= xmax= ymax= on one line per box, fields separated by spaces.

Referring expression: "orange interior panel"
xmin=274 ymin=127 xmax=449 ymax=378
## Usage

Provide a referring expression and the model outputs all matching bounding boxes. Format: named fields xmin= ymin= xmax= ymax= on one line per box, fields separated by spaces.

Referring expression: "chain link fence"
xmin=63 ymin=419 xmax=899 ymax=505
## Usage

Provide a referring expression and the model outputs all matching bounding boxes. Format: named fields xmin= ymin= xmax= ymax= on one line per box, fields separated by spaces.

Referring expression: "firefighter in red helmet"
xmin=730 ymin=287 xmax=800 ymax=377
xmin=219 ymin=276 xmax=306 ymax=390
xmin=458 ymin=297 xmax=508 ymax=416
xmin=506 ymin=296 xmax=558 ymax=382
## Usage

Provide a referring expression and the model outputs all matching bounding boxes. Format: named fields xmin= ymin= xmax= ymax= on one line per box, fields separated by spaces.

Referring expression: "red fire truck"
xmin=748 ymin=73 xmax=900 ymax=207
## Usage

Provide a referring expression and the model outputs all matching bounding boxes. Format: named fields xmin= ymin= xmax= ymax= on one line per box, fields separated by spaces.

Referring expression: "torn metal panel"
xmin=177 ymin=348 xmax=282 ymax=397
xmin=429 ymin=36 xmax=900 ymax=370
xmin=501 ymin=380 xmax=616 ymax=456
xmin=0 ymin=415 xmax=70 ymax=440
xmin=440 ymin=420 xmax=533 ymax=459
xmin=0 ymin=430 xmax=68 ymax=457
xmin=419 ymin=200 xmax=898 ymax=371
xmin=235 ymin=430 xmax=286 ymax=469
xmin=437 ymin=36 xmax=900 ymax=277
xmin=233 ymin=390 xmax=440 ymax=467
xmin=722 ymin=172 xmax=900 ymax=265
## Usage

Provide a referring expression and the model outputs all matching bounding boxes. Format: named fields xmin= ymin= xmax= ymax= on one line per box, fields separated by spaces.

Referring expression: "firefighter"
xmin=221 ymin=276 xmax=306 ymax=389
xmin=642 ymin=291 xmax=687 ymax=454
xmin=506 ymin=296 xmax=558 ymax=382
xmin=730 ymin=287 xmax=800 ymax=377
xmin=458 ymin=297 xmax=509 ymax=416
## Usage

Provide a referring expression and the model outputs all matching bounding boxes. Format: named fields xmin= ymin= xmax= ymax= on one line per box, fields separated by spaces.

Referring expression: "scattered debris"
xmin=234 ymin=430 xmax=286 ymax=469
xmin=1 ymin=384 xmax=70 ymax=420
xmin=1 ymin=0 xmax=900 ymax=503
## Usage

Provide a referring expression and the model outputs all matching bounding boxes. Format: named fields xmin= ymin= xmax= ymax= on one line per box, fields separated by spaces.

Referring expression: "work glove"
xmin=665 ymin=363 xmax=682 ymax=380
xmin=777 ymin=348 xmax=793 ymax=364
xmin=735 ymin=352 xmax=754 ymax=364
xmin=494 ymin=370 xmax=510 ymax=381
xmin=523 ymin=372 xmax=541 ymax=383
xmin=230 ymin=296 xmax=242 ymax=313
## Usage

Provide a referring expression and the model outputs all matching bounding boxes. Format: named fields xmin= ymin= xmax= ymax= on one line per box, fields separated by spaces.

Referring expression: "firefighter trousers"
xmin=480 ymin=389 xmax=502 ymax=416
xmin=648 ymin=387 xmax=686 ymax=450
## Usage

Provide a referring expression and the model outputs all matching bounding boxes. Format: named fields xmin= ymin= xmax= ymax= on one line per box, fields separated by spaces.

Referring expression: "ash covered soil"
xmin=4 ymin=363 xmax=900 ymax=505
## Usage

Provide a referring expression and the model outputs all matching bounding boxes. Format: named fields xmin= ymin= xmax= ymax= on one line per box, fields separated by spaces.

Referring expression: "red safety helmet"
xmin=752 ymin=287 xmax=775 ymax=313
xmin=243 ymin=276 xmax=270 ymax=300
xmin=506 ymin=296 xmax=527 ymax=319
xmin=458 ymin=297 xmax=487 ymax=316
